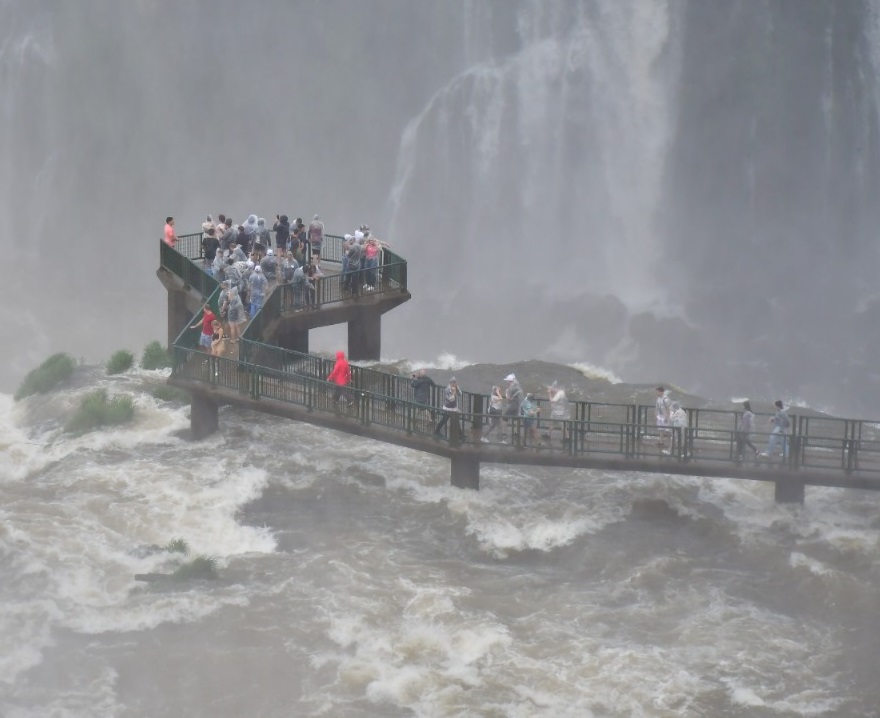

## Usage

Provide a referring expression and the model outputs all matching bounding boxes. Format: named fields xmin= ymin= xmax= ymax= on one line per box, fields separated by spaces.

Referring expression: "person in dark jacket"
xmin=273 ymin=214 xmax=290 ymax=256
xmin=411 ymin=369 xmax=436 ymax=426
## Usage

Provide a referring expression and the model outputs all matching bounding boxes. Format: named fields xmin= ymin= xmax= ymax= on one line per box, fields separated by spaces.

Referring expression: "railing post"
xmin=471 ymin=394 xmax=484 ymax=441
xmin=449 ymin=414 xmax=462 ymax=447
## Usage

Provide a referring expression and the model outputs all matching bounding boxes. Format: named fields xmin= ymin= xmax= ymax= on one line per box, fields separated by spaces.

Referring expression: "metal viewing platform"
xmin=159 ymin=232 xmax=880 ymax=504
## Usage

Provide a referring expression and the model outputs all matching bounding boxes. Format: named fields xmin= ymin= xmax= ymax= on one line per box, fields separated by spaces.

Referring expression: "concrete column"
xmin=167 ymin=290 xmax=193 ymax=348
xmin=774 ymin=478 xmax=805 ymax=504
xmin=348 ymin=310 xmax=381 ymax=361
xmin=277 ymin=324 xmax=309 ymax=354
xmin=451 ymin=455 xmax=480 ymax=490
xmin=191 ymin=393 xmax=219 ymax=440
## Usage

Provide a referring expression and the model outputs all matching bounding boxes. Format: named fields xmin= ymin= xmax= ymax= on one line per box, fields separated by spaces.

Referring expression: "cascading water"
xmin=388 ymin=1 xmax=683 ymax=361
xmin=386 ymin=0 xmax=880 ymax=413
xmin=2 ymin=3 xmax=880 ymax=716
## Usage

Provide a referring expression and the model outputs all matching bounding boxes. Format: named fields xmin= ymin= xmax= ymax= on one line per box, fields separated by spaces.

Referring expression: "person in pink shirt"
xmin=163 ymin=216 xmax=177 ymax=248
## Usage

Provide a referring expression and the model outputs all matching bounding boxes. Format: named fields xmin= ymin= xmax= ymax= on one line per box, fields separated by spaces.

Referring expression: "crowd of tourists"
xmin=409 ymin=371 xmax=571 ymax=449
xmin=168 ymin=215 xmax=792 ymax=462
xmin=408 ymin=374 xmax=793 ymax=461
xmin=166 ymin=211 xmax=389 ymax=354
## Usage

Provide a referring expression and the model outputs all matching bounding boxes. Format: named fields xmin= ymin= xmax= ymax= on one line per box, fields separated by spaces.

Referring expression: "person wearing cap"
xmin=248 ymin=264 xmax=268 ymax=316
xmin=434 ymin=377 xmax=462 ymax=438
xmin=261 ymin=248 xmax=279 ymax=282
xmin=502 ymin=374 xmax=523 ymax=441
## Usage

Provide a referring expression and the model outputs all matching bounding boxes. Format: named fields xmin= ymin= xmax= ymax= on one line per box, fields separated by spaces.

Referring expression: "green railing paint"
xmin=162 ymin=232 xmax=880 ymax=482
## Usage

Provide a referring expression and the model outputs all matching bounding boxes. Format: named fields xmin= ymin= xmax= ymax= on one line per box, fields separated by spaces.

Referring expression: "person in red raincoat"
xmin=327 ymin=350 xmax=352 ymax=405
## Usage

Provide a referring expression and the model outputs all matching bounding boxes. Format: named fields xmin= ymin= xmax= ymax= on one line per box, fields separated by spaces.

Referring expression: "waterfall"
xmin=389 ymin=0 xmax=682 ymax=312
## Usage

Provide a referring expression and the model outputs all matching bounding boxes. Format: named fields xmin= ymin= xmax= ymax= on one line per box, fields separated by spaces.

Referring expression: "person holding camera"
xmin=434 ymin=377 xmax=462 ymax=438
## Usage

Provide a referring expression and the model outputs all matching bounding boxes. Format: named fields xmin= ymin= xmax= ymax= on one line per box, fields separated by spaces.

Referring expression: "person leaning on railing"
xmin=411 ymin=369 xmax=437 ymax=427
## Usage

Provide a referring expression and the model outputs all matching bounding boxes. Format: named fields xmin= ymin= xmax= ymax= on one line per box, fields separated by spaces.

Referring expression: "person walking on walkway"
xmin=503 ymin=373 xmax=523 ymax=441
xmin=481 ymin=386 xmax=505 ymax=443
xmin=225 ymin=287 xmax=246 ymax=344
xmin=663 ymin=401 xmax=688 ymax=455
xmin=434 ymin=377 xmax=461 ymax=437
xmin=520 ymin=392 xmax=542 ymax=447
xmin=248 ymin=265 xmax=268 ymax=316
xmin=735 ymin=400 xmax=759 ymax=462
xmin=189 ymin=304 xmax=216 ymax=353
xmin=760 ymin=400 xmax=790 ymax=461
xmin=327 ymin=350 xmax=352 ymax=407
xmin=547 ymin=381 xmax=570 ymax=447
xmin=655 ymin=386 xmax=671 ymax=446
xmin=411 ymin=369 xmax=436 ymax=427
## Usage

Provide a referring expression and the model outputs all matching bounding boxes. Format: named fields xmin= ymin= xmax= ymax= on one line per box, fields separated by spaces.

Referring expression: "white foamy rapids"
xmin=0 ymin=379 xmax=276 ymax=686
xmin=568 ymin=360 xmax=623 ymax=384
xmin=348 ymin=352 xmax=476 ymax=376
xmin=404 ymin=352 xmax=476 ymax=373
xmin=380 ymin=453 xmax=630 ymax=558
xmin=696 ymin=478 xmax=880 ymax=564
xmin=309 ymin=523 xmax=849 ymax=717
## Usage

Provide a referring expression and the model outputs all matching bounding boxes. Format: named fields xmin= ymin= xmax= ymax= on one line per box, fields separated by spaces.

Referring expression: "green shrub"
xmin=106 ymin=350 xmax=134 ymax=375
xmin=14 ymin=353 xmax=77 ymax=401
xmin=66 ymin=389 xmax=135 ymax=435
xmin=164 ymin=538 xmax=190 ymax=555
xmin=150 ymin=385 xmax=189 ymax=403
xmin=141 ymin=341 xmax=172 ymax=370
xmin=172 ymin=555 xmax=218 ymax=580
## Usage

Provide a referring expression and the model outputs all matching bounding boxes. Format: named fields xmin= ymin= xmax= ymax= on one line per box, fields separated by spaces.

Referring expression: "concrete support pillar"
xmin=167 ymin=290 xmax=193 ymax=348
xmin=451 ymin=455 xmax=480 ymax=490
xmin=191 ymin=393 xmax=219 ymax=440
xmin=774 ymin=478 xmax=805 ymax=504
xmin=277 ymin=324 xmax=309 ymax=354
xmin=348 ymin=310 xmax=381 ymax=361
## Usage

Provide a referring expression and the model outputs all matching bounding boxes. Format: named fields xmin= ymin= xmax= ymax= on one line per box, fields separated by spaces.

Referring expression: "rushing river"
xmin=2 ymin=361 xmax=878 ymax=717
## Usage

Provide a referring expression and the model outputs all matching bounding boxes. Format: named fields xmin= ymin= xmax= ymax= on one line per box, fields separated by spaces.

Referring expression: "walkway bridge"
xmin=159 ymin=232 xmax=880 ymax=504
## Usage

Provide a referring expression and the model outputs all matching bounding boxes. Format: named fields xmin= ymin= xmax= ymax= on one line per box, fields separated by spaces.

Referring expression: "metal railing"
xmin=169 ymin=338 xmax=880 ymax=479
xmin=163 ymin=232 xmax=880 ymax=481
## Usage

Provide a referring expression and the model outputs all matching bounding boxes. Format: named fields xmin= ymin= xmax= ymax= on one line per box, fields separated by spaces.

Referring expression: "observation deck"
xmin=158 ymin=231 xmax=880 ymax=504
